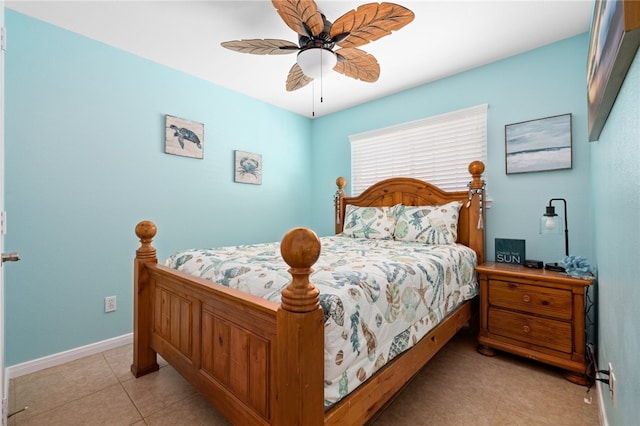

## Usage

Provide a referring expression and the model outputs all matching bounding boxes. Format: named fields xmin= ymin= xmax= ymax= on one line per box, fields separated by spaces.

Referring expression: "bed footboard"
xmin=132 ymin=223 xmax=325 ymax=425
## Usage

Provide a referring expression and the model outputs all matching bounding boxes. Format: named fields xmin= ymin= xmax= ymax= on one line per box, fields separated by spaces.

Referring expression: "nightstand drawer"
xmin=488 ymin=279 xmax=572 ymax=320
xmin=488 ymin=308 xmax=572 ymax=353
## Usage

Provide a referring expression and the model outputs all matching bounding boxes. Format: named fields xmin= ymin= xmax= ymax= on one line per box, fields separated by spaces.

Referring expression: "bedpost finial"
xmin=280 ymin=227 xmax=321 ymax=269
xmin=468 ymin=161 xmax=485 ymax=190
xmin=280 ymin=227 xmax=321 ymax=313
xmin=469 ymin=161 xmax=485 ymax=177
xmin=336 ymin=177 xmax=346 ymax=190
xmin=136 ymin=221 xmax=157 ymax=241
xmin=135 ymin=221 xmax=157 ymax=259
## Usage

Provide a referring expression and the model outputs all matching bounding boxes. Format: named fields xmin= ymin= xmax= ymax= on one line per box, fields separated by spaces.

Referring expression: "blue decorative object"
xmin=559 ymin=255 xmax=595 ymax=279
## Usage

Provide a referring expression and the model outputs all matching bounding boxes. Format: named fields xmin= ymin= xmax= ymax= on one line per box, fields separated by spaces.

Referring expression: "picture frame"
xmin=495 ymin=238 xmax=526 ymax=265
xmin=165 ymin=115 xmax=204 ymax=159
xmin=505 ymin=113 xmax=572 ymax=175
xmin=234 ymin=150 xmax=262 ymax=185
xmin=587 ymin=0 xmax=640 ymax=141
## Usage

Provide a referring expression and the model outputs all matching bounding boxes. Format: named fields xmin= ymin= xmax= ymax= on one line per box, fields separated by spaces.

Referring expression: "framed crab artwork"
xmin=164 ymin=115 xmax=204 ymax=159
xmin=234 ymin=150 xmax=262 ymax=185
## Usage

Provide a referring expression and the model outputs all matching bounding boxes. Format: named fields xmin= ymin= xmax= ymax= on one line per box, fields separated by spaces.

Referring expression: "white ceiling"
xmin=6 ymin=1 xmax=594 ymax=118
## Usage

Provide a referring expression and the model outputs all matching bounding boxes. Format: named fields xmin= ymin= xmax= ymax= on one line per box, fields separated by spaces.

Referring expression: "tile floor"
xmin=8 ymin=328 xmax=600 ymax=425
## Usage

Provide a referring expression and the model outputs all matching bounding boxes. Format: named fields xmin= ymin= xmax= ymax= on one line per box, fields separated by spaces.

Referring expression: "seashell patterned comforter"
xmin=166 ymin=235 xmax=478 ymax=408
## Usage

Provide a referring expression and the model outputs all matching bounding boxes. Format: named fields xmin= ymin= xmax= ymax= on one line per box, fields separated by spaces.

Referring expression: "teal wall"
xmin=310 ymin=34 xmax=593 ymax=270
xmin=590 ymin=49 xmax=639 ymax=426
xmin=5 ymin=13 xmax=606 ymax=414
xmin=4 ymin=10 xmax=312 ymax=365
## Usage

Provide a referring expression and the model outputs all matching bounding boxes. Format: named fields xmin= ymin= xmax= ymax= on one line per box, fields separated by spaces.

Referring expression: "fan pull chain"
xmin=312 ymin=80 xmax=315 ymax=117
xmin=320 ymin=49 xmax=324 ymax=104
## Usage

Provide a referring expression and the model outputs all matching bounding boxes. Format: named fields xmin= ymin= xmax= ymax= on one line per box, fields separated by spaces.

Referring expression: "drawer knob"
xmin=522 ymin=325 xmax=531 ymax=333
xmin=522 ymin=294 xmax=531 ymax=303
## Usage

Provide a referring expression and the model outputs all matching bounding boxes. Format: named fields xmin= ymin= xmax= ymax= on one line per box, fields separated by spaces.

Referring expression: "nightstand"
xmin=476 ymin=262 xmax=593 ymax=385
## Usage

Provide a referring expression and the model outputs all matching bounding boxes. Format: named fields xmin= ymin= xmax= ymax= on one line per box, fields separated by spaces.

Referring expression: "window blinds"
xmin=349 ymin=104 xmax=488 ymax=195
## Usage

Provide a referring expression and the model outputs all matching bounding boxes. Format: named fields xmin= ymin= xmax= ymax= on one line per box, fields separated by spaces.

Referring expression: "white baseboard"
xmin=6 ymin=333 xmax=132 ymax=379
xmin=597 ymin=379 xmax=608 ymax=426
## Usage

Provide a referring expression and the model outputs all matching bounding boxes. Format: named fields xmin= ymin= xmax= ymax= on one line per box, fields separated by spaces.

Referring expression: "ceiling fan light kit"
xmin=221 ymin=1 xmax=414 ymax=91
xmin=297 ymin=48 xmax=337 ymax=79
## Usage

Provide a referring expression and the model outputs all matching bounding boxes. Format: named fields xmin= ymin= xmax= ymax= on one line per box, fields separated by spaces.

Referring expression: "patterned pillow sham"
xmin=341 ymin=204 xmax=399 ymax=240
xmin=394 ymin=201 xmax=463 ymax=245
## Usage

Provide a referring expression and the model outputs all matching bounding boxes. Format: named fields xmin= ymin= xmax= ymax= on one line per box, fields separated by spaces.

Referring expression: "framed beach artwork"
xmin=587 ymin=0 xmax=640 ymax=141
xmin=165 ymin=115 xmax=204 ymax=159
xmin=505 ymin=114 xmax=572 ymax=175
xmin=234 ymin=150 xmax=262 ymax=185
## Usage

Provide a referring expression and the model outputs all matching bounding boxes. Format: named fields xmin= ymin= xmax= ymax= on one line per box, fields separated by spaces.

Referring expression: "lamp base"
xmin=545 ymin=262 xmax=565 ymax=272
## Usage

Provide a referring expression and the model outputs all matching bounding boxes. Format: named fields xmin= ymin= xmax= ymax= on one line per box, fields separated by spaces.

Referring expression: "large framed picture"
xmin=505 ymin=114 xmax=572 ymax=175
xmin=587 ymin=0 xmax=640 ymax=141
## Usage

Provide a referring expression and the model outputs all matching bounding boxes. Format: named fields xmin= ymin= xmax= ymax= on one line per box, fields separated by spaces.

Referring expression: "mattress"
xmin=166 ymin=235 xmax=478 ymax=407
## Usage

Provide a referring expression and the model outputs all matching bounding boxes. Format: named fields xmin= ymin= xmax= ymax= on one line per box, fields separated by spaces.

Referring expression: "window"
xmin=349 ymin=104 xmax=488 ymax=195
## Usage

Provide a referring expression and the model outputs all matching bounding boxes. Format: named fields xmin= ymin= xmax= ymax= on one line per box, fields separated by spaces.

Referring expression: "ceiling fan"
xmin=221 ymin=1 xmax=415 ymax=92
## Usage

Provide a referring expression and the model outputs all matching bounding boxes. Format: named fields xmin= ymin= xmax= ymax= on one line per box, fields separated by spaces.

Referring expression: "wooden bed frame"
xmin=132 ymin=161 xmax=485 ymax=425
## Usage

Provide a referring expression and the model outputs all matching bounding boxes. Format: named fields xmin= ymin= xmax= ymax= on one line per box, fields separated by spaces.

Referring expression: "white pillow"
xmin=394 ymin=201 xmax=463 ymax=245
xmin=342 ymin=204 xmax=399 ymax=240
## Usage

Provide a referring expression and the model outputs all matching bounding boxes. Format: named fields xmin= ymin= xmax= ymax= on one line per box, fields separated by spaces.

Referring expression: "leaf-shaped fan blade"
xmin=334 ymin=48 xmax=380 ymax=83
xmin=221 ymin=39 xmax=299 ymax=55
xmin=330 ymin=2 xmax=415 ymax=48
xmin=286 ymin=63 xmax=314 ymax=91
xmin=272 ymin=0 xmax=324 ymax=37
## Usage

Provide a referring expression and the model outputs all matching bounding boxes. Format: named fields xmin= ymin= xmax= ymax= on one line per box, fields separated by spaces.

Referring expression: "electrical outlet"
xmin=105 ymin=296 xmax=117 ymax=313
xmin=609 ymin=362 xmax=616 ymax=405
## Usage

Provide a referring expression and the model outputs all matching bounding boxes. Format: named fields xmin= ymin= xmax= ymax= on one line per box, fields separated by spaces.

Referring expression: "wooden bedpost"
xmin=467 ymin=161 xmax=486 ymax=265
xmin=275 ymin=227 xmax=324 ymax=426
xmin=131 ymin=220 xmax=160 ymax=378
xmin=334 ymin=177 xmax=346 ymax=234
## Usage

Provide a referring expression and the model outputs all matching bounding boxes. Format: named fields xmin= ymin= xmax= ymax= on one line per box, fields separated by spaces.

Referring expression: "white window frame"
xmin=349 ymin=104 xmax=488 ymax=195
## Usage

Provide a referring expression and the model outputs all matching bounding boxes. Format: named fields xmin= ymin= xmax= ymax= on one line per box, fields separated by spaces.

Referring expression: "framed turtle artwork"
xmin=164 ymin=115 xmax=204 ymax=159
xmin=234 ymin=150 xmax=262 ymax=185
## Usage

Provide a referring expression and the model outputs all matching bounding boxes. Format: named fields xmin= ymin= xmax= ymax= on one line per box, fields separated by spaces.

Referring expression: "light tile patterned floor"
xmin=8 ymin=328 xmax=600 ymax=425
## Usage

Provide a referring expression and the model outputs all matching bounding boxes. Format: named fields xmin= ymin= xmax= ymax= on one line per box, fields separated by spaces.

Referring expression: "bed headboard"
xmin=334 ymin=161 xmax=485 ymax=264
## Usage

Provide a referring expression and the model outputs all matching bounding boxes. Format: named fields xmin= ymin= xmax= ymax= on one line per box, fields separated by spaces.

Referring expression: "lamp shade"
xmin=297 ymin=48 xmax=337 ymax=79
xmin=539 ymin=198 xmax=569 ymax=269
xmin=539 ymin=205 xmax=563 ymax=234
